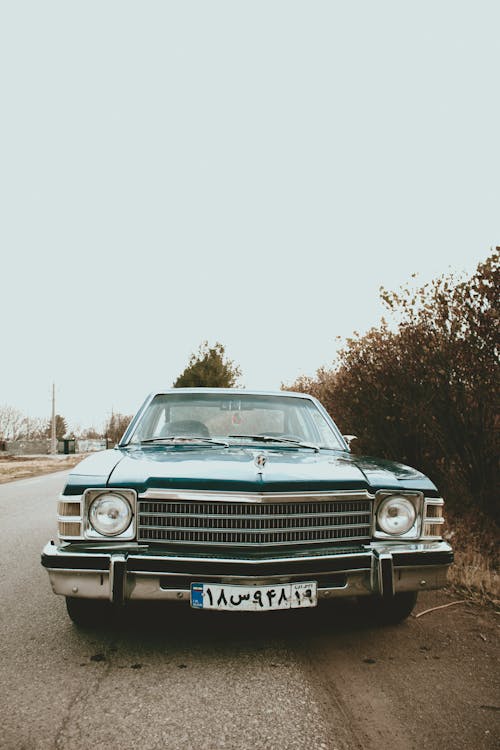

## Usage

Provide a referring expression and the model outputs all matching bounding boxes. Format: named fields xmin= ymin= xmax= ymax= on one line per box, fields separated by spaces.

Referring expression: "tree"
xmin=20 ymin=416 xmax=47 ymax=439
xmin=45 ymin=414 xmax=68 ymax=440
xmin=286 ymin=248 xmax=499 ymax=520
xmin=79 ymin=426 xmax=103 ymax=439
xmin=55 ymin=414 xmax=68 ymax=440
xmin=0 ymin=406 xmax=25 ymax=440
xmin=173 ymin=342 xmax=242 ymax=388
xmin=104 ymin=412 xmax=133 ymax=446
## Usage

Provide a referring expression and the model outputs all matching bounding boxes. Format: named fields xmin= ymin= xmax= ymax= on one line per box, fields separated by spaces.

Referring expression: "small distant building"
xmin=57 ymin=438 xmax=76 ymax=455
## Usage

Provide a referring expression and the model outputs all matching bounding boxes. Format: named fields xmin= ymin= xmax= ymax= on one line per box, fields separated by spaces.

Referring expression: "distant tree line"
xmin=0 ymin=406 xmax=135 ymax=447
xmin=286 ymin=248 xmax=499 ymax=522
xmin=0 ymin=408 xmax=68 ymax=441
xmin=104 ymin=413 xmax=133 ymax=445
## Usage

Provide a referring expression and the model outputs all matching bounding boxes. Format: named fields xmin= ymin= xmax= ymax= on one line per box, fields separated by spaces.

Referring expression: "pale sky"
xmin=1 ymin=2 xmax=498 ymax=431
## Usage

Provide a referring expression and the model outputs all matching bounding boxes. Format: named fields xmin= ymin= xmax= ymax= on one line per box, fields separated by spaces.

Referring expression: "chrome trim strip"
xmin=378 ymin=544 xmax=450 ymax=556
xmin=135 ymin=535 xmax=370 ymax=547
xmin=58 ymin=515 xmax=83 ymax=522
xmin=43 ymin=540 xmax=452 ymax=564
xmin=424 ymin=498 xmax=445 ymax=506
xmin=394 ymin=563 xmax=451 ymax=571
xmin=55 ymin=535 xmax=84 ymax=542
xmin=126 ymin=566 xmax=370 ymax=577
xmin=119 ymin=393 xmax=153 ymax=446
xmin=45 ymin=567 xmax=108 ymax=574
xmin=126 ymin=550 xmax=370 ymax=565
xmin=139 ymin=488 xmax=374 ymax=503
xmin=58 ymin=492 xmax=82 ymax=501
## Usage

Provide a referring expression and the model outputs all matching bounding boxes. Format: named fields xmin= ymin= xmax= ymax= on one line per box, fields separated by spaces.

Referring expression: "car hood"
xmin=63 ymin=446 xmax=437 ymax=495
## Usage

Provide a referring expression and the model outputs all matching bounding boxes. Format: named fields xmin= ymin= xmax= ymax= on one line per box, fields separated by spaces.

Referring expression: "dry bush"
xmin=444 ymin=511 xmax=499 ymax=605
xmin=285 ymin=249 xmax=499 ymax=602
xmin=286 ymin=249 xmax=499 ymax=523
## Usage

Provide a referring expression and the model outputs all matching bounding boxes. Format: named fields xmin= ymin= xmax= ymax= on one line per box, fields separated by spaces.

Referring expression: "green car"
xmin=41 ymin=389 xmax=453 ymax=626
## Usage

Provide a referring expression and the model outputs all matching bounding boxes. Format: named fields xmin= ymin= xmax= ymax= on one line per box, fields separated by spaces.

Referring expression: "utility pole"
xmin=51 ymin=383 xmax=57 ymax=455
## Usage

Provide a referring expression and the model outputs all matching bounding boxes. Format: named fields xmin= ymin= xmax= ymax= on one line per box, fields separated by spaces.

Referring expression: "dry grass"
xmin=0 ymin=454 xmax=85 ymax=484
xmin=444 ymin=511 xmax=499 ymax=606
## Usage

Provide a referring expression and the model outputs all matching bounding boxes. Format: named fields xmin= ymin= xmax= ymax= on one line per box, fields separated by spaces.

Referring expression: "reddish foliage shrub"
xmin=286 ymin=249 xmax=499 ymax=522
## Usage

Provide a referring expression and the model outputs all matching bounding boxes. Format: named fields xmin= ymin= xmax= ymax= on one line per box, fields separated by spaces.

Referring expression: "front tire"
xmin=65 ymin=597 xmax=113 ymax=627
xmin=357 ymin=591 xmax=418 ymax=625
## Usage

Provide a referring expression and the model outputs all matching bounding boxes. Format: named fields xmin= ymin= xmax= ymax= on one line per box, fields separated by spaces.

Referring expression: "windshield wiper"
xmin=229 ymin=434 xmax=320 ymax=452
xmin=140 ymin=436 xmax=229 ymax=447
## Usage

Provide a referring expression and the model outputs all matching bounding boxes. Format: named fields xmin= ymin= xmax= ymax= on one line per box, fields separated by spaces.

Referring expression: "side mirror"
xmin=342 ymin=435 xmax=358 ymax=449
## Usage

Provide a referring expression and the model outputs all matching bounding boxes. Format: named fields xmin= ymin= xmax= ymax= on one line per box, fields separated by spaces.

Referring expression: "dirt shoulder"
xmin=0 ymin=454 xmax=86 ymax=484
xmin=299 ymin=590 xmax=500 ymax=750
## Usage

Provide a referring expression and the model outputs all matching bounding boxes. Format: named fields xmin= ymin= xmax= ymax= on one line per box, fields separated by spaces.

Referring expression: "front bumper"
xmin=41 ymin=540 xmax=453 ymax=605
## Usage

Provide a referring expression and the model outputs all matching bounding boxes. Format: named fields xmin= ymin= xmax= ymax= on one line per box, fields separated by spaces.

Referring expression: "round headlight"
xmin=89 ymin=493 xmax=132 ymax=536
xmin=377 ymin=496 xmax=416 ymax=536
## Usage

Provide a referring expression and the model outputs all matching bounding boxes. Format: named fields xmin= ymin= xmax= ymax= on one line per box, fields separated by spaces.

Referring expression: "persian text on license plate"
xmin=190 ymin=581 xmax=317 ymax=611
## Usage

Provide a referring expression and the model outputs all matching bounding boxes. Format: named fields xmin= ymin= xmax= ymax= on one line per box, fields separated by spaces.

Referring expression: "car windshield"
xmin=126 ymin=393 xmax=344 ymax=450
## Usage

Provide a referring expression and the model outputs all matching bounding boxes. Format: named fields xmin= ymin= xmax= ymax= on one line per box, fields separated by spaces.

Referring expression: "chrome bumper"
xmin=41 ymin=540 xmax=453 ymax=604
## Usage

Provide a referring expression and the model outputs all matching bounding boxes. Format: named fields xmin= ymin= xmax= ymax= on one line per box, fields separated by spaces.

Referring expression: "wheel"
xmin=65 ymin=597 xmax=113 ymax=627
xmin=357 ymin=591 xmax=418 ymax=625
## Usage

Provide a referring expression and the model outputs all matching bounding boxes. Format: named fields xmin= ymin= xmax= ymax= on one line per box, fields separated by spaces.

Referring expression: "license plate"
xmin=190 ymin=581 xmax=317 ymax=611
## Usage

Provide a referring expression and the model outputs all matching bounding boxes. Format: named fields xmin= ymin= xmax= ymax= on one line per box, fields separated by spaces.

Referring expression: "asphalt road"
xmin=0 ymin=472 xmax=498 ymax=750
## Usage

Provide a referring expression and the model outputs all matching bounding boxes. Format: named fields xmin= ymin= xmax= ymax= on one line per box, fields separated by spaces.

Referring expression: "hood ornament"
xmin=255 ymin=454 xmax=267 ymax=470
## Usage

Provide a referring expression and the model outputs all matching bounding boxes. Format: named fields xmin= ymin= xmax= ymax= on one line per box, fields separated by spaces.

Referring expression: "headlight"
xmin=377 ymin=495 xmax=416 ymax=536
xmin=89 ymin=493 xmax=132 ymax=536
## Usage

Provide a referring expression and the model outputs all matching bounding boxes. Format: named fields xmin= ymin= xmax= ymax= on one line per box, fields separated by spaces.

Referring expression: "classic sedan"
xmin=41 ymin=389 xmax=453 ymax=625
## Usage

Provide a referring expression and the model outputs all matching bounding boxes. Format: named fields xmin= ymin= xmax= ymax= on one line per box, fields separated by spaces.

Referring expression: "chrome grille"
xmin=137 ymin=496 xmax=372 ymax=546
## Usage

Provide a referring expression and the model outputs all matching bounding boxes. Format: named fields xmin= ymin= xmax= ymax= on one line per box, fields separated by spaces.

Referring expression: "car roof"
xmin=148 ymin=387 xmax=316 ymax=399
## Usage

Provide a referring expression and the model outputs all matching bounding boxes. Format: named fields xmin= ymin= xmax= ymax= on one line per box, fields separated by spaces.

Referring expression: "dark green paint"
xmin=62 ymin=445 xmax=438 ymax=496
